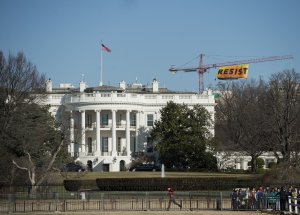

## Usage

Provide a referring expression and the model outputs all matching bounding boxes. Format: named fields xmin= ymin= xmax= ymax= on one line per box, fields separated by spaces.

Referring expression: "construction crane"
xmin=169 ymin=54 xmax=293 ymax=94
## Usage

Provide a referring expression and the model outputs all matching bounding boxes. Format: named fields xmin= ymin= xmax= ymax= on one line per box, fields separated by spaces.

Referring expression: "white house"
xmin=44 ymin=78 xmax=216 ymax=172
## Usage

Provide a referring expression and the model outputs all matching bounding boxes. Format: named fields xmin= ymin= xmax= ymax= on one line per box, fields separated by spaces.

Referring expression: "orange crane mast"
xmin=169 ymin=54 xmax=293 ymax=94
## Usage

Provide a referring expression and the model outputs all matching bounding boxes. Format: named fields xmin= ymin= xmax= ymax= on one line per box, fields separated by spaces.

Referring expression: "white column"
xmin=126 ymin=110 xmax=131 ymax=156
xmin=81 ymin=110 xmax=86 ymax=153
xmin=135 ymin=111 xmax=140 ymax=152
xmin=70 ymin=111 xmax=75 ymax=157
xmin=112 ymin=109 xmax=117 ymax=156
xmin=241 ymin=158 xmax=248 ymax=170
xmin=96 ymin=110 xmax=101 ymax=155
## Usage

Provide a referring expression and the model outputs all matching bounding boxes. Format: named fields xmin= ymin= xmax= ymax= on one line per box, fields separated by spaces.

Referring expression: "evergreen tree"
xmin=151 ymin=101 xmax=217 ymax=170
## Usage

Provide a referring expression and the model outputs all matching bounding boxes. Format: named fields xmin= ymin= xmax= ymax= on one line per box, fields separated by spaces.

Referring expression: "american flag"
xmin=101 ymin=43 xmax=111 ymax=52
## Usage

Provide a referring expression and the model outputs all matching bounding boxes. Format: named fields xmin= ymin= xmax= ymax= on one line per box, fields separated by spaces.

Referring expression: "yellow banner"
xmin=217 ymin=64 xmax=249 ymax=80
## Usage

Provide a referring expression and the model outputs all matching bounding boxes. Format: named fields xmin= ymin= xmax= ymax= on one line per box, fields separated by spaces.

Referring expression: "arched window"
xmin=120 ymin=160 xmax=126 ymax=171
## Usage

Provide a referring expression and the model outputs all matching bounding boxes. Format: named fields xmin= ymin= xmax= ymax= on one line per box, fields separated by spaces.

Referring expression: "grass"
xmin=48 ymin=171 xmax=261 ymax=183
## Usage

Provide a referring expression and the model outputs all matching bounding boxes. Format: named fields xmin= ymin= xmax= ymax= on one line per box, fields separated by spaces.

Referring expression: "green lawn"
xmin=49 ymin=171 xmax=261 ymax=183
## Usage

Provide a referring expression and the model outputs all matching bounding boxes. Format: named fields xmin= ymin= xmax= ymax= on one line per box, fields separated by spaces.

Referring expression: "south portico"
xmin=68 ymin=107 xmax=144 ymax=172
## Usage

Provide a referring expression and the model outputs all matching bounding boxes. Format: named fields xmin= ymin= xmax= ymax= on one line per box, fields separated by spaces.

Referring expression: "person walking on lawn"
xmin=167 ymin=187 xmax=182 ymax=210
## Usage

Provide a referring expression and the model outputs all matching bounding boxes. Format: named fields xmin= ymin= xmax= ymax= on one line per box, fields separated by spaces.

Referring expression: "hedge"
xmin=63 ymin=179 xmax=97 ymax=191
xmin=63 ymin=177 xmax=263 ymax=191
xmin=95 ymin=177 xmax=263 ymax=191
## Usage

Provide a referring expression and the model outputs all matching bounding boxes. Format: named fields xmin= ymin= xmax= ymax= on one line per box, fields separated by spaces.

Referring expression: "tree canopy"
xmin=215 ymin=69 xmax=300 ymax=172
xmin=150 ymin=101 xmax=217 ymax=170
xmin=0 ymin=51 xmax=70 ymax=186
xmin=263 ymin=70 xmax=300 ymax=164
xmin=215 ymin=79 xmax=269 ymax=172
xmin=10 ymin=103 xmax=70 ymax=187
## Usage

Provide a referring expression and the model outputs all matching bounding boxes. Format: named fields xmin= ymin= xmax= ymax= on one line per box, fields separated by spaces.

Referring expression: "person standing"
xmin=166 ymin=187 xmax=182 ymax=210
xmin=279 ymin=186 xmax=287 ymax=211
xmin=256 ymin=187 xmax=262 ymax=209
xmin=292 ymin=187 xmax=298 ymax=212
xmin=249 ymin=187 xmax=257 ymax=209
xmin=230 ymin=189 xmax=238 ymax=209
xmin=261 ymin=187 xmax=267 ymax=209
xmin=268 ymin=188 xmax=277 ymax=210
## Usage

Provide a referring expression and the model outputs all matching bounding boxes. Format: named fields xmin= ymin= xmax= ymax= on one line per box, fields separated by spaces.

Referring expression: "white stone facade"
xmin=44 ymin=79 xmax=216 ymax=172
xmin=216 ymin=151 xmax=278 ymax=171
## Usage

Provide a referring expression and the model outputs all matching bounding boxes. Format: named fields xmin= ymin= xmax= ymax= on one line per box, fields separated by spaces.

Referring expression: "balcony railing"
xmin=76 ymin=151 xmax=132 ymax=157
xmin=64 ymin=93 xmax=214 ymax=105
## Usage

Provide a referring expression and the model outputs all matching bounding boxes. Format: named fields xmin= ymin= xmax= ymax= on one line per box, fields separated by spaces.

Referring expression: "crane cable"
xmin=178 ymin=54 xmax=264 ymax=68
xmin=178 ymin=55 xmax=200 ymax=67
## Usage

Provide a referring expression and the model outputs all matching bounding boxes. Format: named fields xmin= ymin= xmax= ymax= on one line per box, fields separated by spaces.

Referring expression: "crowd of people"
xmin=230 ymin=186 xmax=300 ymax=211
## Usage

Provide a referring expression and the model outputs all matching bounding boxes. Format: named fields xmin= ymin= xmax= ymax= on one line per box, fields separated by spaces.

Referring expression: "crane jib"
xmin=169 ymin=54 xmax=293 ymax=92
xmin=169 ymin=55 xmax=293 ymax=72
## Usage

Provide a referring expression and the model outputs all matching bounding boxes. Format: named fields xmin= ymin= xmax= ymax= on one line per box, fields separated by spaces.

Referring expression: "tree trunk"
xmin=250 ymin=155 xmax=257 ymax=173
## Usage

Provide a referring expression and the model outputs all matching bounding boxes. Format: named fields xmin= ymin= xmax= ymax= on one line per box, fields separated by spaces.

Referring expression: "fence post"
xmin=145 ymin=192 xmax=149 ymax=210
xmin=220 ymin=192 xmax=223 ymax=211
xmin=189 ymin=192 xmax=192 ymax=211
xmin=100 ymin=193 xmax=104 ymax=210
xmin=180 ymin=199 xmax=182 ymax=210
xmin=295 ymin=198 xmax=298 ymax=214
xmin=8 ymin=194 xmax=16 ymax=213
xmin=207 ymin=192 xmax=211 ymax=209
xmin=159 ymin=197 xmax=163 ymax=209
xmin=61 ymin=200 xmax=65 ymax=212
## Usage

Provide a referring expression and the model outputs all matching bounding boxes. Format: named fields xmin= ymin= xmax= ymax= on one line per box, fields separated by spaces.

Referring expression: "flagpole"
xmin=100 ymin=47 xmax=103 ymax=86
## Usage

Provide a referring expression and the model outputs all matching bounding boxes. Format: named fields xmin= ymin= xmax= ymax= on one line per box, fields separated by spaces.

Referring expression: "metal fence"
xmin=288 ymin=196 xmax=300 ymax=214
xmin=0 ymin=188 xmax=233 ymax=213
xmin=1 ymin=186 xmax=297 ymax=213
xmin=0 ymin=196 xmax=230 ymax=213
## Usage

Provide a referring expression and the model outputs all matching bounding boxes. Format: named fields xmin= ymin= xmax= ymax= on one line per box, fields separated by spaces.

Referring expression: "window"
xmin=130 ymin=136 xmax=136 ymax=152
xmin=87 ymin=137 xmax=93 ymax=154
xmin=102 ymin=164 xmax=109 ymax=172
xmin=117 ymin=137 xmax=122 ymax=152
xmin=86 ymin=113 xmax=92 ymax=128
xmin=147 ymin=137 xmax=153 ymax=153
xmin=130 ymin=114 xmax=136 ymax=126
xmin=117 ymin=114 xmax=122 ymax=126
xmin=102 ymin=137 xmax=108 ymax=152
xmin=147 ymin=114 xmax=154 ymax=127
xmin=101 ymin=114 xmax=108 ymax=126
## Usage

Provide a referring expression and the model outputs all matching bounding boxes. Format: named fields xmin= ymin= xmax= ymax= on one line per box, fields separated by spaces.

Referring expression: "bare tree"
xmin=216 ymin=70 xmax=300 ymax=173
xmin=0 ymin=51 xmax=46 ymax=184
xmin=263 ymin=69 xmax=300 ymax=164
xmin=215 ymin=79 xmax=269 ymax=172
xmin=0 ymin=51 xmax=46 ymax=134
xmin=0 ymin=51 xmax=70 ymax=188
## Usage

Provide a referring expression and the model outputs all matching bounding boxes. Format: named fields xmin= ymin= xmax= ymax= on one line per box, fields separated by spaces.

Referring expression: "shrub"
xmin=263 ymin=163 xmax=300 ymax=185
xmin=95 ymin=177 xmax=262 ymax=191
xmin=63 ymin=180 xmax=82 ymax=191
xmin=256 ymin=158 xmax=265 ymax=169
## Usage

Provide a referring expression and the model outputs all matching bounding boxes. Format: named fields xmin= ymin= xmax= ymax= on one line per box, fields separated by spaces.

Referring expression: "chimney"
xmin=80 ymin=81 xmax=86 ymax=92
xmin=119 ymin=80 xmax=126 ymax=90
xmin=152 ymin=79 xmax=159 ymax=93
xmin=46 ymin=78 xmax=52 ymax=92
